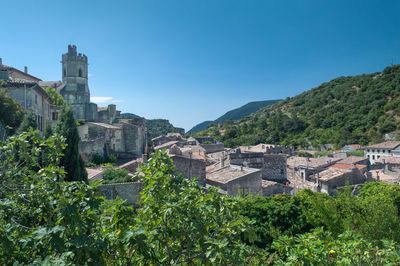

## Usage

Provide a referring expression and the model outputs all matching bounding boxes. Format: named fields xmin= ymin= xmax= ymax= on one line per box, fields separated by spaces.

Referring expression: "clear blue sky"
xmin=1 ymin=0 xmax=399 ymax=131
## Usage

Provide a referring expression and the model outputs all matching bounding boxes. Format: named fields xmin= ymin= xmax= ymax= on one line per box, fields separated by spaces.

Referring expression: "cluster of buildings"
xmin=0 ymin=45 xmax=147 ymax=162
xmin=94 ymin=134 xmax=400 ymax=205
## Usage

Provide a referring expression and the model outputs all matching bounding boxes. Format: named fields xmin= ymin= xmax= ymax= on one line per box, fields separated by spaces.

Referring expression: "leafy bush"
xmin=102 ymin=168 xmax=133 ymax=184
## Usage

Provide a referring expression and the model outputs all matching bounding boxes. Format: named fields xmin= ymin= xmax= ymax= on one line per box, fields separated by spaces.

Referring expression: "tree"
xmin=44 ymin=122 xmax=53 ymax=139
xmin=56 ymin=106 xmax=87 ymax=182
xmin=126 ymin=150 xmax=256 ymax=264
xmin=43 ymin=86 xmax=65 ymax=107
xmin=0 ymin=89 xmax=25 ymax=135
xmin=17 ymin=111 xmax=37 ymax=133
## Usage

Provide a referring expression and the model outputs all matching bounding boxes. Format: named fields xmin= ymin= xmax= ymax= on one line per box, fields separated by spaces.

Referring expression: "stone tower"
xmin=61 ymin=45 xmax=97 ymax=120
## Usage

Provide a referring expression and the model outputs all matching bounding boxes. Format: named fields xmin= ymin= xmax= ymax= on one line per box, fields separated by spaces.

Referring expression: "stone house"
xmin=0 ymin=81 xmax=54 ymax=134
xmin=78 ymin=118 xmax=147 ymax=162
xmin=310 ymin=164 xmax=368 ymax=195
xmin=206 ymin=165 xmax=262 ymax=196
xmin=364 ymin=141 xmax=400 ymax=164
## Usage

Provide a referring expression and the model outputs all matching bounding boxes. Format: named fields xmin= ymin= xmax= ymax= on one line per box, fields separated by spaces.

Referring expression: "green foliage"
xmin=17 ymin=111 xmax=37 ymax=133
xmin=129 ymin=150 xmax=255 ymax=264
xmin=0 ymin=130 xmax=108 ymax=264
xmin=44 ymin=122 xmax=53 ymax=139
xmin=347 ymin=149 xmax=365 ymax=157
xmin=91 ymin=153 xmax=117 ymax=166
xmin=271 ymin=228 xmax=400 ymax=264
xmin=43 ymin=86 xmax=65 ymax=107
xmin=55 ymin=106 xmax=87 ymax=182
xmin=75 ymin=118 xmax=86 ymax=126
xmin=0 ymin=88 xmax=25 ymax=135
xmin=2 ymin=132 xmax=400 ymax=264
xmin=102 ymin=168 xmax=134 ymax=184
xmin=314 ymin=151 xmax=332 ymax=157
xmin=297 ymin=151 xmax=313 ymax=157
xmin=240 ymin=195 xmax=312 ymax=248
xmin=197 ymin=64 xmax=400 ymax=148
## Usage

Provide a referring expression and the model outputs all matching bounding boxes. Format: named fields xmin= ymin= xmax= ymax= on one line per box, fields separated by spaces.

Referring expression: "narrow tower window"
xmin=79 ymin=68 xmax=82 ymax=77
xmin=63 ymin=69 xmax=66 ymax=77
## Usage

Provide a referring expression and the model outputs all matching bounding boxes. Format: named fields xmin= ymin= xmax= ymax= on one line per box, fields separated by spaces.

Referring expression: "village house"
xmin=152 ymin=132 xmax=186 ymax=148
xmin=364 ymin=141 xmax=400 ymax=164
xmin=206 ymin=165 xmax=261 ymax=196
xmin=0 ymin=60 xmax=59 ymax=134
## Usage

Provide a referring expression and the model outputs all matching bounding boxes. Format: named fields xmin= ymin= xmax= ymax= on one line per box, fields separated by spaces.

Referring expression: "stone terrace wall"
xmin=79 ymin=138 xmax=106 ymax=162
xmin=98 ymin=182 xmax=144 ymax=206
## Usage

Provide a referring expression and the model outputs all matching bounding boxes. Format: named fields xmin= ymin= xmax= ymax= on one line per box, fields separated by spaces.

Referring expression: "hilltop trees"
xmin=56 ymin=106 xmax=87 ymax=182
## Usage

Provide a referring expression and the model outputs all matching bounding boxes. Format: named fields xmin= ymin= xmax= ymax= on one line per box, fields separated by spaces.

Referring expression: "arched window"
xmin=79 ymin=68 xmax=82 ymax=77
xmin=63 ymin=68 xmax=66 ymax=77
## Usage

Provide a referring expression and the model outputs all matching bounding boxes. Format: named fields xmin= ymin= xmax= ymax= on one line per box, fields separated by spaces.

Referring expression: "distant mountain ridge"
xmin=120 ymin=113 xmax=184 ymax=140
xmin=187 ymin=100 xmax=281 ymax=134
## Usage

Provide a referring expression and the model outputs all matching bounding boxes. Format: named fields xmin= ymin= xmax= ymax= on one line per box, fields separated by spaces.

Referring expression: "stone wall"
xmin=170 ymin=155 xmax=206 ymax=186
xmin=119 ymin=158 xmax=142 ymax=174
xmin=201 ymin=143 xmax=224 ymax=154
xmin=229 ymin=150 xmax=264 ymax=168
xmin=79 ymin=138 xmax=106 ymax=162
xmin=318 ymin=169 xmax=367 ymax=195
xmin=262 ymin=154 xmax=287 ymax=182
xmin=97 ymin=182 xmax=144 ymax=206
xmin=262 ymin=181 xmax=293 ymax=197
xmin=265 ymin=145 xmax=295 ymax=156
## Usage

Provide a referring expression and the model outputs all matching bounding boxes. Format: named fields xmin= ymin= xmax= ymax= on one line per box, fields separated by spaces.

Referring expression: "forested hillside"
xmin=188 ymin=100 xmax=281 ymax=134
xmin=197 ymin=64 xmax=400 ymax=148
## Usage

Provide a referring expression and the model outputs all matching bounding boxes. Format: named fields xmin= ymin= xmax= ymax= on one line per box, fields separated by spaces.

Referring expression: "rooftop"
xmin=337 ymin=156 xmax=368 ymax=165
xmin=375 ymin=156 xmax=400 ymax=164
xmin=206 ymin=165 xmax=260 ymax=184
xmin=287 ymin=156 xmax=341 ymax=169
xmin=87 ymin=122 xmax=121 ymax=129
xmin=239 ymin=143 xmax=275 ymax=153
xmin=318 ymin=168 xmax=346 ymax=181
xmin=154 ymin=140 xmax=179 ymax=150
xmin=365 ymin=141 xmax=400 ymax=150
xmin=329 ymin=163 xmax=367 ymax=171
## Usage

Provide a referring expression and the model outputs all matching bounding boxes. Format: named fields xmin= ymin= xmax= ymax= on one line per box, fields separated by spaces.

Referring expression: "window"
xmin=368 ymin=155 xmax=370 ymax=158
xmin=79 ymin=68 xmax=82 ymax=77
xmin=63 ymin=68 xmax=66 ymax=77
xmin=367 ymin=149 xmax=370 ymax=152
xmin=52 ymin=112 xmax=58 ymax=121
xmin=378 ymin=156 xmax=380 ymax=159
xmin=372 ymin=155 xmax=375 ymax=160
xmin=280 ymin=168 xmax=284 ymax=175
xmin=35 ymin=95 xmax=37 ymax=104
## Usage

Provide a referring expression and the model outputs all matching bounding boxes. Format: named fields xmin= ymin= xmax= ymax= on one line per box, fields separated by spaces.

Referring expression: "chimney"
xmin=24 ymin=66 xmax=28 ymax=74
xmin=220 ymin=158 xmax=224 ymax=168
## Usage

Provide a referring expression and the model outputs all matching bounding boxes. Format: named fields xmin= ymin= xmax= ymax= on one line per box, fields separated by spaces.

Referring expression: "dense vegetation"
xmin=197 ymin=64 xmax=400 ymax=148
xmin=0 ymin=88 xmax=25 ymax=135
xmin=1 ymin=130 xmax=400 ymax=264
xmin=188 ymin=99 xmax=281 ymax=134
xmin=121 ymin=113 xmax=184 ymax=141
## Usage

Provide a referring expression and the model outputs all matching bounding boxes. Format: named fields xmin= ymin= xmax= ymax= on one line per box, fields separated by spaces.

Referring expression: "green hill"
xmin=197 ymin=64 xmax=400 ymax=148
xmin=187 ymin=100 xmax=281 ymax=134
xmin=120 ymin=113 xmax=184 ymax=140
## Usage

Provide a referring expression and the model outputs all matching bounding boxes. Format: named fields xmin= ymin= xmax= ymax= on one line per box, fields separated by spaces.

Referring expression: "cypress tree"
xmin=56 ymin=106 xmax=88 ymax=182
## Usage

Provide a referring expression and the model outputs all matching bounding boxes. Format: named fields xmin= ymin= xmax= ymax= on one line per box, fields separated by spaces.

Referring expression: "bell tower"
xmin=60 ymin=45 xmax=91 ymax=119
